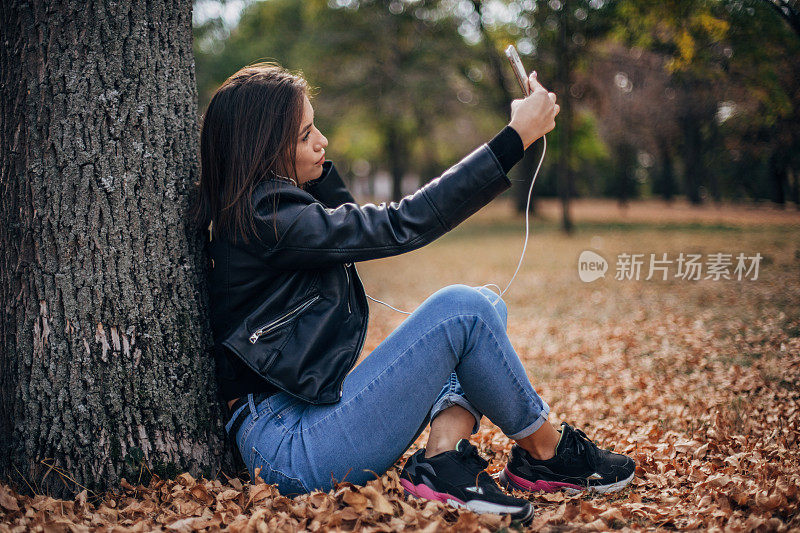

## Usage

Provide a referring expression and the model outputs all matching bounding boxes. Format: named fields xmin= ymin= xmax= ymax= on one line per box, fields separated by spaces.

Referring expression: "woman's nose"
xmin=317 ymin=134 xmax=328 ymax=150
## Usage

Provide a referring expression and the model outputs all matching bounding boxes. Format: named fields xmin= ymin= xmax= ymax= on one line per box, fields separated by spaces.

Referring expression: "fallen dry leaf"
xmin=1 ymin=204 xmax=799 ymax=531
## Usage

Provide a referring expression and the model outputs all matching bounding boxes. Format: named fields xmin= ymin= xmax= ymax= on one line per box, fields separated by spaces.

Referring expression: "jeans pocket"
xmin=249 ymin=446 xmax=308 ymax=496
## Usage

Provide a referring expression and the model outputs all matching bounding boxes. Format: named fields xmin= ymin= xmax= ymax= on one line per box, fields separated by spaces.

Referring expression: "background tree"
xmin=0 ymin=0 xmax=226 ymax=498
xmin=197 ymin=0 xmax=478 ymax=201
xmin=447 ymin=0 xmax=620 ymax=231
xmin=761 ymin=0 xmax=800 ymax=36
xmin=612 ymin=0 xmax=800 ymax=206
xmin=194 ymin=0 xmax=799 ymax=210
xmin=729 ymin=0 xmax=800 ymax=206
xmin=584 ymin=43 xmax=681 ymax=203
xmin=445 ymin=0 xmax=545 ymax=216
xmin=306 ymin=0 xmax=468 ymax=200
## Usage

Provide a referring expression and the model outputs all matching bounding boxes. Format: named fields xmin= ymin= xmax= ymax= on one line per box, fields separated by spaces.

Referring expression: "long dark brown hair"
xmin=193 ymin=62 xmax=309 ymax=243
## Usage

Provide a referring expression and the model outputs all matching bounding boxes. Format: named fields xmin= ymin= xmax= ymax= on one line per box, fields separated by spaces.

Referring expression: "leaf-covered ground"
xmin=2 ymin=199 xmax=799 ymax=532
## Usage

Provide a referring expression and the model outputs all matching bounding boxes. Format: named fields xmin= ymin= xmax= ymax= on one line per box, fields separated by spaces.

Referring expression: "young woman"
xmin=194 ymin=62 xmax=634 ymax=522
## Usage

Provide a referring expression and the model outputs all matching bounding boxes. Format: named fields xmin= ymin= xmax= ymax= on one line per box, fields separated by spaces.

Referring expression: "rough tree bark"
xmin=0 ymin=0 xmax=231 ymax=498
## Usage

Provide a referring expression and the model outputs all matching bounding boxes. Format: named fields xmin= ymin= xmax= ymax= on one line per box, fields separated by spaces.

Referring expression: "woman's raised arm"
xmin=252 ymin=143 xmax=511 ymax=270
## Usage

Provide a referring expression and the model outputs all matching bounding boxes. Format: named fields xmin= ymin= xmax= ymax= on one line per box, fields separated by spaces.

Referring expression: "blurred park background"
xmin=2 ymin=2 xmax=799 ymax=525
xmin=192 ymin=0 xmax=799 ymax=232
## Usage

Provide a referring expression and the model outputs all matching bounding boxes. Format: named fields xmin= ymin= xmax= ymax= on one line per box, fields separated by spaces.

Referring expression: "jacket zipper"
xmin=341 ymin=262 xmax=365 ymax=400
xmin=249 ymin=294 xmax=321 ymax=344
xmin=340 ymin=262 xmax=355 ymax=398
xmin=344 ymin=263 xmax=352 ymax=313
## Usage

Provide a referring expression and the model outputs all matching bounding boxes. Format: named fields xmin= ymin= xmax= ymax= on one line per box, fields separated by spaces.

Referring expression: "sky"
xmin=193 ymin=0 xmax=251 ymax=28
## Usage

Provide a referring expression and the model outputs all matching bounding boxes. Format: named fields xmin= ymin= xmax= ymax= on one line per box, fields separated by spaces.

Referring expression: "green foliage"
xmin=611 ymin=0 xmax=800 ymax=203
xmin=534 ymin=110 xmax=612 ymax=197
xmin=193 ymin=0 xmax=800 ymax=205
xmin=195 ymin=0 xmax=491 ymax=198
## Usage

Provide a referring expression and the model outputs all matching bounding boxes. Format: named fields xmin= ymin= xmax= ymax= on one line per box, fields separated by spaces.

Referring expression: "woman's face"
xmin=293 ymin=95 xmax=328 ymax=185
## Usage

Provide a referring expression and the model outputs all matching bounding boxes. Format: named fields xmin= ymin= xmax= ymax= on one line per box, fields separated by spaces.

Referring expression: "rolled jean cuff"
xmin=429 ymin=393 xmax=482 ymax=435
xmin=506 ymin=400 xmax=550 ymax=441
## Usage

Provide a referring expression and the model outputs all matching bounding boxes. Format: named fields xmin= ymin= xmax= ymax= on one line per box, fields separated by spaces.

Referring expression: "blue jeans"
xmin=226 ymin=284 xmax=550 ymax=495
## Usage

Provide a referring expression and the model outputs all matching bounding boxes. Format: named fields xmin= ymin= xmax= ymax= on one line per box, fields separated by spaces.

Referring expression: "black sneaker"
xmin=399 ymin=439 xmax=534 ymax=524
xmin=499 ymin=422 xmax=635 ymax=494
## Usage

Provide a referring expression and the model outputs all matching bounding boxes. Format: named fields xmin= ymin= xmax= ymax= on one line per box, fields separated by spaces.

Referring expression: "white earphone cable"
xmin=366 ymin=294 xmax=413 ymax=315
xmin=365 ymin=134 xmax=547 ymax=314
xmin=486 ymin=134 xmax=546 ymax=305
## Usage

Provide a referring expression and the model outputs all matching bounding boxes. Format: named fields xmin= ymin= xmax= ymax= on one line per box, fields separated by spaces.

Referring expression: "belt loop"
xmin=248 ymin=393 xmax=260 ymax=421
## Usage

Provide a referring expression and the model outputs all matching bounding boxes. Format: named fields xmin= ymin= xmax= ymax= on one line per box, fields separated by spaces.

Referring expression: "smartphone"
xmin=505 ymin=45 xmax=531 ymax=97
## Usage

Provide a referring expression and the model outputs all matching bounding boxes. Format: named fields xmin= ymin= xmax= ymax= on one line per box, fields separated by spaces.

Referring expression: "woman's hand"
xmin=508 ymin=72 xmax=560 ymax=150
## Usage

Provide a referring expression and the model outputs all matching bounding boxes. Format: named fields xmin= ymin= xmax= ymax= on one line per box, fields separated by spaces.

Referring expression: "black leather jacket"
xmin=207 ymin=143 xmax=512 ymax=404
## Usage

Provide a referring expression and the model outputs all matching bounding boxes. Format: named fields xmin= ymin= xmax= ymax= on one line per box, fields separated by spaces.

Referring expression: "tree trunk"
xmin=0 ymin=0 xmax=229 ymax=499
xmin=680 ymin=114 xmax=704 ymax=205
xmin=769 ymin=150 xmax=787 ymax=205
xmin=556 ymin=0 xmax=574 ymax=234
xmin=655 ymin=138 xmax=676 ymax=202
xmin=386 ymin=123 xmax=406 ymax=201
xmin=707 ymin=122 xmax=722 ymax=203
xmin=613 ymin=142 xmax=638 ymax=207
